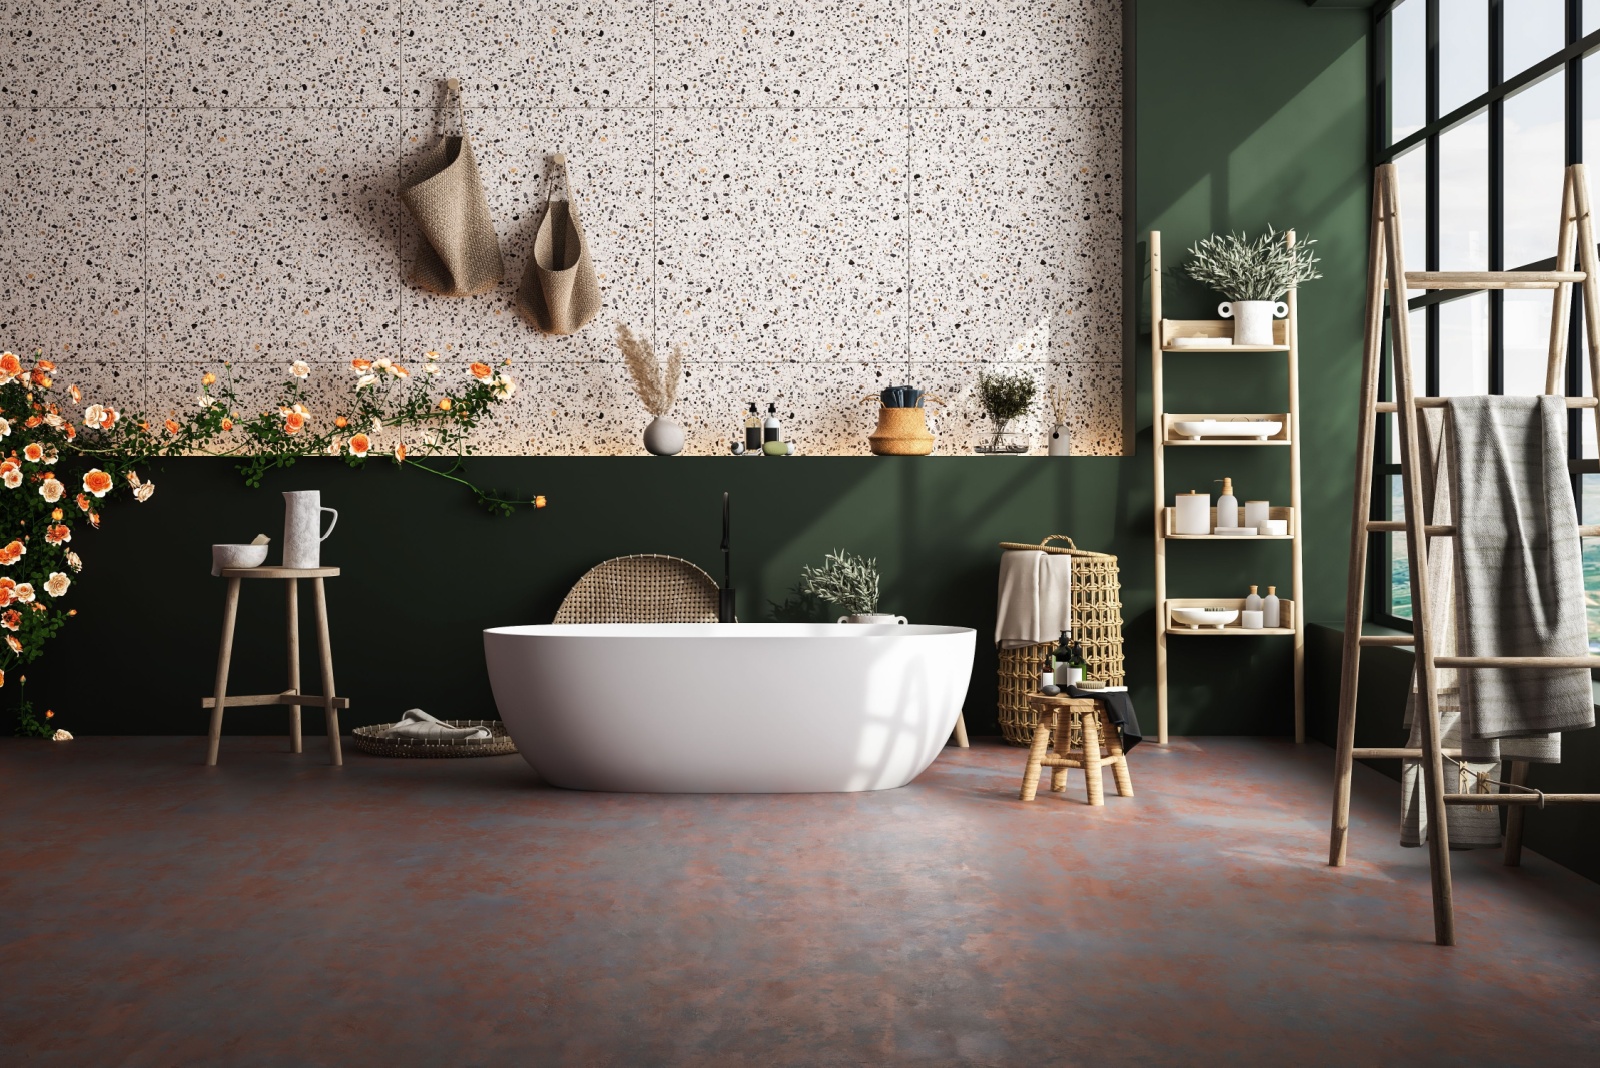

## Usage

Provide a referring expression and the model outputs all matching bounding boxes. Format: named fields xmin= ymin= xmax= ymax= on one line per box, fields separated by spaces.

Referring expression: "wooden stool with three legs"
xmin=203 ymin=567 xmax=348 ymax=766
xmin=1018 ymin=694 xmax=1134 ymax=805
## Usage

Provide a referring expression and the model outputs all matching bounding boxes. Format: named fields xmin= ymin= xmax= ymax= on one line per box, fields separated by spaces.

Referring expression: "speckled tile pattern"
xmin=3 ymin=737 xmax=1599 ymax=1064
xmin=0 ymin=1 xmax=1123 ymax=455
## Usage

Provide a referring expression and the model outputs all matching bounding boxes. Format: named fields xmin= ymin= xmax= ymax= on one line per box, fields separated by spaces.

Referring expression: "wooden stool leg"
xmin=1081 ymin=712 xmax=1104 ymax=806
xmin=1020 ymin=723 xmax=1050 ymax=801
xmin=206 ymin=577 xmax=242 ymax=766
xmin=313 ymin=577 xmax=342 ymax=766
xmin=1503 ymin=759 xmax=1530 ymax=866
xmin=286 ymin=578 xmax=302 ymax=755
xmin=1049 ymin=716 xmax=1069 ymax=793
xmin=1106 ymin=725 xmax=1134 ymax=798
xmin=951 ymin=712 xmax=969 ymax=748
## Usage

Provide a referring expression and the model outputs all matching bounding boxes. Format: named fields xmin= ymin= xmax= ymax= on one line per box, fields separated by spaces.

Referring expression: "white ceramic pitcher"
xmin=1218 ymin=300 xmax=1288 ymax=347
xmin=283 ymin=491 xmax=338 ymax=569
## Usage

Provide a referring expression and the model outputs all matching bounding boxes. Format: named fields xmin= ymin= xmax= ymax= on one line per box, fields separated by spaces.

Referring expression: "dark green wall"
xmin=21 ymin=1 xmax=1377 ymax=741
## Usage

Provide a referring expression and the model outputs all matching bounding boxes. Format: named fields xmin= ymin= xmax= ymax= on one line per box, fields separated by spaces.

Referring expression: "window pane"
xmin=1390 ymin=0 xmax=1426 ymax=142
xmin=1438 ymin=293 xmax=1490 ymax=395
xmin=1390 ymin=475 xmax=1412 ymax=622
xmin=1588 ymin=1 xmax=1600 ymax=36
xmin=1503 ymin=289 xmax=1556 ymax=394
xmin=1505 ymin=72 xmax=1566 ymax=270
xmin=1438 ymin=110 xmax=1489 ymax=270
xmin=1394 ymin=144 xmax=1428 ymax=275
xmin=1586 ymin=52 xmax=1600 ymax=206
xmin=1439 ymin=0 xmax=1488 ymax=116
xmin=1505 ymin=0 xmax=1566 ymax=78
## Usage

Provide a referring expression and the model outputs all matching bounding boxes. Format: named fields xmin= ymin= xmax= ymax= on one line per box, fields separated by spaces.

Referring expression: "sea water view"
xmin=1388 ymin=477 xmax=1600 ymax=652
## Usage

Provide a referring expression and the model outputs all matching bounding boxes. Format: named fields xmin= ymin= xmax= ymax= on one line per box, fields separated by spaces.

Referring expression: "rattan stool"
xmin=203 ymin=567 xmax=348 ymax=766
xmin=1018 ymin=694 xmax=1133 ymax=805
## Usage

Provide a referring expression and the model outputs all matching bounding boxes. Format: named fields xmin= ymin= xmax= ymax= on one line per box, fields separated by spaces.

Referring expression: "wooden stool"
xmin=204 ymin=567 xmax=348 ymax=766
xmin=1018 ymin=694 xmax=1134 ymax=805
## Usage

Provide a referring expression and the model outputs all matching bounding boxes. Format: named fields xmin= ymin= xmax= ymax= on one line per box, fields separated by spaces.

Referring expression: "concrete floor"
xmin=2 ymin=736 xmax=1597 ymax=1066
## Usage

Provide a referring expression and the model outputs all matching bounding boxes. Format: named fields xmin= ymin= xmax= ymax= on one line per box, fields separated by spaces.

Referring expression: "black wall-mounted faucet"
xmin=719 ymin=491 xmax=736 ymax=623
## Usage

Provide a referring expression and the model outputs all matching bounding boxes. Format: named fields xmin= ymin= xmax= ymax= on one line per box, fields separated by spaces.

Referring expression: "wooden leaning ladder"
xmin=1329 ymin=161 xmax=1600 ymax=947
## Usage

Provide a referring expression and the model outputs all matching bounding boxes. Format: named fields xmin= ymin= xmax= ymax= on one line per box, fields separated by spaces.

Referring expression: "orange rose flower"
xmin=348 ymin=433 xmax=370 ymax=457
xmin=22 ymin=443 xmax=42 ymax=463
xmin=164 ymin=419 xmax=181 ymax=435
xmin=201 ymin=371 xmax=216 ymax=386
xmin=0 ymin=541 xmax=21 ymax=566
xmin=438 ymin=397 xmax=452 ymax=411
xmin=45 ymin=524 xmax=70 ymax=545
xmin=76 ymin=493 xmax=92 ymax=512
xmin=24 ymin=415 xmax=41 ymax=429
xmin=0 ymin=352 xmax=19 ymax=380
xmin=88 ymin=512 xmax=100 ymax=529
xmin=283 ymin=411 xmax=305 ymax=434
xmin=1 ymin=610 xmax=18 ymax=632
xmin=470 ymin=361 xmax=493 ymax=380
xmin=220 ymin=417 xmax=233 ymax=432
xmin=351 ymin=358 xmax=373 ymax=372
xmin=334 ymin=416 xmax=348 ymax=429
xmin=534 ymin=496 xmax=548 ymax=508
xmin=5 ymin=635 xmax=20 ymax=655
xmin=82 ymin=470 xmax=114 ymax=498
xmin=35 ymin=359 xmax=55 ymax=372
xmin=30 ymin=370 xmax=51 ymax=388
xmin=394 ymin=442 xmax=407 ymax=463
xmin=69 ymin=384 xmax=82 ymax=404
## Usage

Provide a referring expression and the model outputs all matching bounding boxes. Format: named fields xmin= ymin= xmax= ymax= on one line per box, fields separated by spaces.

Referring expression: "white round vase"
xmin=643 ymin=416 xmax=685 ymax=456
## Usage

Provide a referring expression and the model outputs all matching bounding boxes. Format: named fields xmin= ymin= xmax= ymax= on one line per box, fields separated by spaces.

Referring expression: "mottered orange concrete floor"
xmin=2 ymin=735 xmax=1598 ymax=1066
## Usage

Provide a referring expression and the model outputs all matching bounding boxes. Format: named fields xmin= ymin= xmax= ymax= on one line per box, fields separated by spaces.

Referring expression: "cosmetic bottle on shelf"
xmin=1263 ymin=585 xmax=1281 ymax=628
xmin=744 ymin=403 xmax=762 ymax=453
xmin=1215 ymin=477 xmax=1239 ymax=529
xmin=764 ymin=403 xmax=781 ymax=445
xmin=1245 ymin=585 xmax=1263 ymax=613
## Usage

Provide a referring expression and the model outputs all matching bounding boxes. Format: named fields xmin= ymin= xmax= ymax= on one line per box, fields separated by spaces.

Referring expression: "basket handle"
xmin=1040 ymin=534 xmax=1077 ymax=550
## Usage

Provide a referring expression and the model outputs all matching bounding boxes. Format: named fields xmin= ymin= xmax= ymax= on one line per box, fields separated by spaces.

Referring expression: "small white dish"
xmin=1171 ymin=419 xmax=1283 ymax=441
xmin=1171 ymin=607 xmax=1240 ymax=630
xmin=1258 ymin=519 xmax=1289 ymax=536
xmin=1240 ymin=610 xmax=1265 ymax=630
xmin=211 ymin=543 xmax=270 ymax=577
xmin=1212 ymin=526 xmax=1259 ymax=536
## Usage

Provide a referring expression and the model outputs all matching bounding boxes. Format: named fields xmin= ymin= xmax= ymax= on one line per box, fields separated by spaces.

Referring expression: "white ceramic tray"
xmin=1170 ymin=607 xmax=1240 ymax=629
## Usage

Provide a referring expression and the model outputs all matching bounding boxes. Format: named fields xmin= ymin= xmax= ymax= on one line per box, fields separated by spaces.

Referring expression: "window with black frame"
xmin=1372 ymin=0 xmax=1600 ymax=649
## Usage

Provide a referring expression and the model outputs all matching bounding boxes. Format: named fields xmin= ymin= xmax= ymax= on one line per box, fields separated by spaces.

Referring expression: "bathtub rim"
xmin=484 ymin=622 xmax=976 ymax=639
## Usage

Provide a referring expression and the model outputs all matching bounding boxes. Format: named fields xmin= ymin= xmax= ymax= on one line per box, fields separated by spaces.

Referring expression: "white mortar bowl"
xmin=211 ymin=544 xmax=269 ymax=577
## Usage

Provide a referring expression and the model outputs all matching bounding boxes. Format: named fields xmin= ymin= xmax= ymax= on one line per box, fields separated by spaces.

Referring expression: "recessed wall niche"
xmin=0 ymin=0 xmax=1124 ymax=456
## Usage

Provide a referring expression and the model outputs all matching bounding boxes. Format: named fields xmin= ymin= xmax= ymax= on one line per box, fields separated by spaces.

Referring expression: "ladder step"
xmin=1365 ymin=520 xmax=1600 ymax=536
xmin=1443 ymin=792 xmax=1600 ymax=805
xmin=1390 ymin=270 xmax=1586 ymax=290
xmin=1376 ymin=396 xmax=1599 ymax=411
xmin=1353 ymin=747 xmax=1463 ymax=759
xmin=1435 ymin=656 xmax=1600 ymax=669
xmin=1357 ymin=635 xmax=1414 ymax=647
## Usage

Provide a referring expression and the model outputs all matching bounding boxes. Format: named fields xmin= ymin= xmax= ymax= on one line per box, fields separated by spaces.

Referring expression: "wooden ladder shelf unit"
xmin=1328 ymin=161 xmax=1600 ymax=948
xmin=1150 ymin=231 xmax=1307 ymax=746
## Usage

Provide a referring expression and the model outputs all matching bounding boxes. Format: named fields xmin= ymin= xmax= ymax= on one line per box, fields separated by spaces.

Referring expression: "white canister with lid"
xmin=1243 ymin=500 xmax=1271 ymax=529
xmin=1175 ymin=490 xmax=1211 ymax=535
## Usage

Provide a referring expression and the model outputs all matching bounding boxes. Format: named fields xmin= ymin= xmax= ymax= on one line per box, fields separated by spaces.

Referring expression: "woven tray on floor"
xmin=351 ymin=720 xmax=518 ymax=758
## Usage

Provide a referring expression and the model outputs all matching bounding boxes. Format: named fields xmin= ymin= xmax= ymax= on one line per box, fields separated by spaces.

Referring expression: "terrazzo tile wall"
xmin=0 ymin=1 xmax=1124 ymax=455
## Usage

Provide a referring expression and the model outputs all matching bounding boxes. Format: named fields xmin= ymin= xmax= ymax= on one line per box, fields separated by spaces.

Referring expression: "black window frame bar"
xmin=1369 ymin=0 xmax=1596 ymax=631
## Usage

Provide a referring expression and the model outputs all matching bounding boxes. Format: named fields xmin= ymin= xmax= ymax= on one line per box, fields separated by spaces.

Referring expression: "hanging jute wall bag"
xmin=516 ymin=153 xmax=601 ymax=335
xmin=399 ymin=79 xmax=505 ymax=297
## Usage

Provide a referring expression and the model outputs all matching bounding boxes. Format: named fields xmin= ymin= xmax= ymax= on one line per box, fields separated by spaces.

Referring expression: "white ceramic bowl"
xmin=211 ymin=543 xmax=270 ymax=577
xmin=1171 ymin=607 xmax=1239 ymax=629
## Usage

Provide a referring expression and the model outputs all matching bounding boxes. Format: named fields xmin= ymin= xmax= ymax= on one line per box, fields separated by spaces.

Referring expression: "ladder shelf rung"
xmin=1352 ymin=748 xmax=1463 ymax=759
xmin=1357 ymin=635 xmax=1414 ymax=647
xmin=1389 ymin=270 xmax=1586 ymax=290
xmin=1375 ymin=396 xmax=1599 ymax=412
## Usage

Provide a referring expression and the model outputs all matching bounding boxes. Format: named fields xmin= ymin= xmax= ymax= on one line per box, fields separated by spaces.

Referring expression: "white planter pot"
xmin=1047 ymin=422 xmax=1071 ymax=456
xmin=1219 ymin=300 xmax=1288 ymax=347
xmin=838 ymin=613 xmax=908 ymax=624
xmin=643 ymin=416 xmax=685 ymax=456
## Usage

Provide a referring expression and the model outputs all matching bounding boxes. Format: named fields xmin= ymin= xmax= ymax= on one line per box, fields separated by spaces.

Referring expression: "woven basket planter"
xmin=351 ymin=719 xmax=517 ymax=758
xmin=995 ymin=535 xmax=1125 ymax=746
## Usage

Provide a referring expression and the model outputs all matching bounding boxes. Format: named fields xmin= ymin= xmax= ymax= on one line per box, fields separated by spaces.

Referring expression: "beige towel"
xmin=995 ymin=550 xmax=1072 ymax=647
xmin=378 ymin=708 xmax=490 ymax=741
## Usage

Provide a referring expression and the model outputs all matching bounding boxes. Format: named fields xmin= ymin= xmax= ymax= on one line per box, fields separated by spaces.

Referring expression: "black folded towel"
xmin=1066 ymin=686 xmax=1142 ymax=753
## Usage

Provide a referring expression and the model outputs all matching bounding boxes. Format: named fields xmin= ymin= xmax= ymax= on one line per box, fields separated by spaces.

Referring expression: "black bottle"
xmin=744 ymin=403 xmax=762 ymax=452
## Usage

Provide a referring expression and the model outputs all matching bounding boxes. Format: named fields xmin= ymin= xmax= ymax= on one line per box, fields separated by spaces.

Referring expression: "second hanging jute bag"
xmin=516 ymin=154 xmax=601 ymax=335
xmin=399 ymin=81 xmax=504 ymax=297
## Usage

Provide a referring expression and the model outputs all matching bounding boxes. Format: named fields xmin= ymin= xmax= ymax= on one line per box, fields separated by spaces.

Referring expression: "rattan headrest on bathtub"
xmin=553 ymin=554 xmax=721 ymax=624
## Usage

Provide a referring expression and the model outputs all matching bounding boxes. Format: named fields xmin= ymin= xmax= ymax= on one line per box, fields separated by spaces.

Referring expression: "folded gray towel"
xmin=1447 ymin=395 xmax=1594 ymax=740
xmin=377 ymin=708 xmax=490 ymax=741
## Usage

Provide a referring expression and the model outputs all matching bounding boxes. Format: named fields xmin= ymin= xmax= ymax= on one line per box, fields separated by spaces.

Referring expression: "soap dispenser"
xmin=1215 ymin=477 xmax=1239 ymax=529
xmin=1263 ymin=585 xmax=1281 ymax=628
xmin=1245 ymin=584 xmax=1263 ymax=612
xmin=744 ymin=403 xmax=762 ymax=453
xmin=763 ymin=403 xmax=781 ymax=445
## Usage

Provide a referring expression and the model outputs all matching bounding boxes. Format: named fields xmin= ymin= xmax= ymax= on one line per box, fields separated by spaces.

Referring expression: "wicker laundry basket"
xmin=995 ymin=535 xmax=1125 ymax=746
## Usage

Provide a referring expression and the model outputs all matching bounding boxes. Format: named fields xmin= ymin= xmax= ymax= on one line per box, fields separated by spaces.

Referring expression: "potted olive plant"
xmin=975 ymin=370 xmax=1036 ymax=454
xmin=800 ymin=549 xmax=905 ymax=624
xmin=1184 ymin=226 xmax=1322 ymax=346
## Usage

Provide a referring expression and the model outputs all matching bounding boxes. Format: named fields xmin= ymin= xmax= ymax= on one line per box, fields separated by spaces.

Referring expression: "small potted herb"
xmin=975 ymin=370 xmax=1036 ymax=454
xmin=800 ymin=550 xmax=905 ymax=624
xmin=1184 ymin=226 xmax=1322 ymax=346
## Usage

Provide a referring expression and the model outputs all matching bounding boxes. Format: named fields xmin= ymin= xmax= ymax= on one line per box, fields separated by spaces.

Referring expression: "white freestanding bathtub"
xmin=483 ymin=623 xmax=976 ymax=793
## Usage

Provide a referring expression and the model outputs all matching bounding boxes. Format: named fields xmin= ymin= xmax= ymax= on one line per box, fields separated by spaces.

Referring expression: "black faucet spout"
xmin=719 ymin=491 xmax=736 ymax=623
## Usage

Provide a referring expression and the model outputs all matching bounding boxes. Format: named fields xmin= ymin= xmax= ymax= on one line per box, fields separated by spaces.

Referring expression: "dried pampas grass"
xmin=616 ymin=323 xmax=684 ymax=417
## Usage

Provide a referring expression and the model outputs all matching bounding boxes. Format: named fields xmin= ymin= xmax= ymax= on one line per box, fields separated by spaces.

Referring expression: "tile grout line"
xmin=140 ymin=0 xmax=148 ymax=410
xmin=651 ymin=0 xmax=657 ymax=352
xmin=905 ymin=0 xmax=912 ymax=382
xmin=398 ymin=1 xmax=405 ymax=364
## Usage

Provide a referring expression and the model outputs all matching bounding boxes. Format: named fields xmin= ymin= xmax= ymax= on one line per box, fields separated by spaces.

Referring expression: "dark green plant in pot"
xmin=976 ymin=370 xmax=1037 ymax=453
